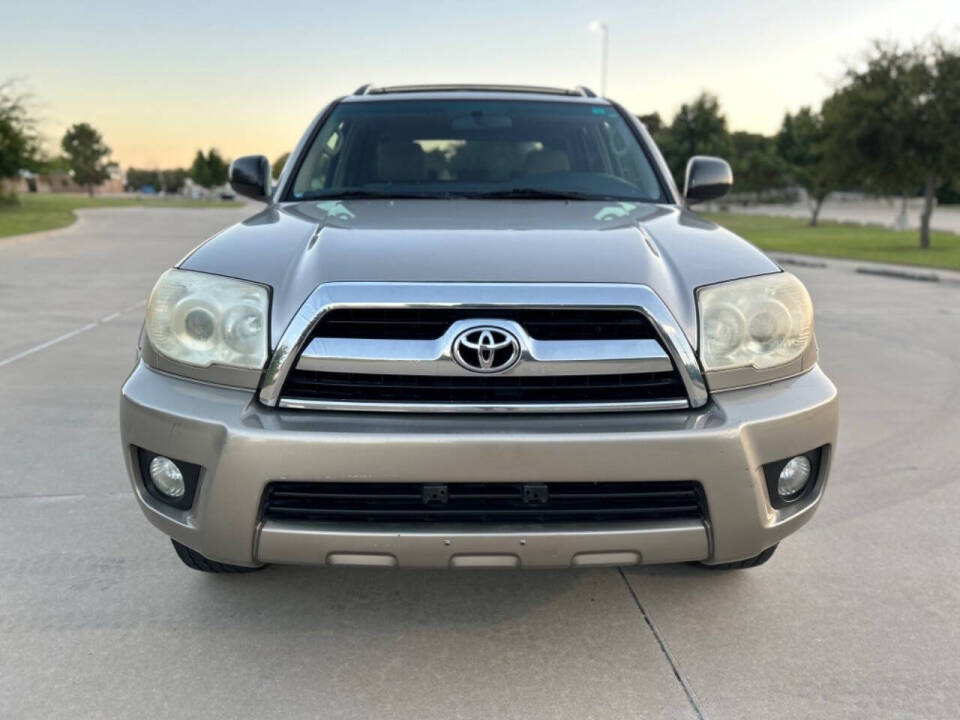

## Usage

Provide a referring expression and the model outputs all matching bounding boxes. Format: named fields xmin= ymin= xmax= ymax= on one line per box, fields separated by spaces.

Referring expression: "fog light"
xmin=777 ymin=456 xmax=812 ymax=499
xmin=149 ymin=456 xmax=185 ymax=498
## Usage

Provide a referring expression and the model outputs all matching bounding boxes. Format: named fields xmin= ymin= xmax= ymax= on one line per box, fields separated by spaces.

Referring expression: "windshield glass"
xmin=287 ymin=99 xmax=666 ymax=202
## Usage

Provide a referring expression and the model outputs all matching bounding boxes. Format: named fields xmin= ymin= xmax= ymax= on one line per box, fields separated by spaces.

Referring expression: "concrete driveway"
xmin=1 ymin=205 xmax=957 ymax=719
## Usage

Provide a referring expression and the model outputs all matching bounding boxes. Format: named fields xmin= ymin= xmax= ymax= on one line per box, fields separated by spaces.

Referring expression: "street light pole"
xmin=590 ymin=21 xmax=609 ymax=96
xmin=600 ymin=23 xmax=608 ymax=96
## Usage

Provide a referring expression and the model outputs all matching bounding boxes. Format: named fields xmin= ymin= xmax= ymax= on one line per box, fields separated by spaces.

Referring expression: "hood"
xmin=180 ymin=199 xmax=779 ymax=348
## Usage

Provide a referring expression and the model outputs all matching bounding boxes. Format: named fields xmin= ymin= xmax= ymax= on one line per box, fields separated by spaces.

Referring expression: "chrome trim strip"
xmin=259 ymin=283 xmax=709 ymax=411
xmin=277 ymin=397 xmax=691 ymax=413
xmin=296 ymin=318 xmax=673 ymax=377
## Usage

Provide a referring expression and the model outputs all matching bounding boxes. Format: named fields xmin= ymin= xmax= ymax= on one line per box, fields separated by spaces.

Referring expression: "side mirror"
xmin=229 ymin=155 xmax=271 ymax=201
xmin=683 ymin=156 xmax=733 ymax=204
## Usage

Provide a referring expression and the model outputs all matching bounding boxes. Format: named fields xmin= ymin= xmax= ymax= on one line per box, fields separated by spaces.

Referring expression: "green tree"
xmin=0 ymin=80 xmax=40 ymax=198
xmin=190 ymin=150 xmax=210 ymax=188
xmin=126 ymin=167 xmax=158 ymax=191
xmin=655 ymin=92 xmax=732 ymax=189
xmin=161 ymin=168 xmax=188 ymax=193
xmin=190 ymin=149 xmax=229 ymax=189
xmin=37 ymin=155 xmax=72 ymax=174
xmin=776 ymin=108 xmax=831 ymax=225
xmin=61 ymin=123 xmax=111 ymax=196
xmin=729 ymin=131 xmax=789 ymax=196
xmin=820 ymin=38 xmax=960 ymax=249
xmin=272 ymin=151 xmax=290 ymax=180
xmin=206 ymin=149 xmax=227 ymax=187
xmin=636 ymin=112 xmax=663 ymax=134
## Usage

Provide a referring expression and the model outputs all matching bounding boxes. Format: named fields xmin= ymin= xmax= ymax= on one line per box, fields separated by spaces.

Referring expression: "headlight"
xmin=698 ymin=272 xmax=813 ymax=372
xmin=146 ymin=269 xmax=268 ymax=370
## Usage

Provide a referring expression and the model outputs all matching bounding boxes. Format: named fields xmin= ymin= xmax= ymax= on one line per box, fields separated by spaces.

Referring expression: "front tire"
xmin=697 ymin=543 xmax=778 ymax=570
xmin=171 ymin=539 xmax=265 ymax=574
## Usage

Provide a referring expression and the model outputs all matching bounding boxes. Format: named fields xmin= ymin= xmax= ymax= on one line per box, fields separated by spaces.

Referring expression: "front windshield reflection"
xmin=288 ymin=99 xmax=669 ymax=203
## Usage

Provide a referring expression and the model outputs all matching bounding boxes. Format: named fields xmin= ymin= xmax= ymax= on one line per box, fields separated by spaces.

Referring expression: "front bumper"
xmin=120 ymin=363 xmax=838 ymax=568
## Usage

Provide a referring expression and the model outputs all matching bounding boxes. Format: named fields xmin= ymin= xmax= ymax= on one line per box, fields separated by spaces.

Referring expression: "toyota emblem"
xmin=452 ymin=326 xmax=521 ymax=373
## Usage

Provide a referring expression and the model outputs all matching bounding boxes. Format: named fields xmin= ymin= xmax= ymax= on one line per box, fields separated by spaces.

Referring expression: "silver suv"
xmin=120 ymin=85 xmax=838 ymax=573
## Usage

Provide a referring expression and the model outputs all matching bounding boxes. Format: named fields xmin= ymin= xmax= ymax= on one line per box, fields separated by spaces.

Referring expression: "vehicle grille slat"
xmin=283 ymin=369 xmax=685 ymax=404
xmin=262 ymin=481 xmax=707 ymax=524
xmin=313 ymin=308 xmax=660 ymax=341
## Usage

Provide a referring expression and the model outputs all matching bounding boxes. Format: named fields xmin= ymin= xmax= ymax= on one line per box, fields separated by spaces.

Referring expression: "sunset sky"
xmin=3 ymin=0 xmax=958 ymax=169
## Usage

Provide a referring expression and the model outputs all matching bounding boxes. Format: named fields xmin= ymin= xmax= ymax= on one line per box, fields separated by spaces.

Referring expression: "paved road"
xmin=1 ymin=206 xmax=958 ymax=719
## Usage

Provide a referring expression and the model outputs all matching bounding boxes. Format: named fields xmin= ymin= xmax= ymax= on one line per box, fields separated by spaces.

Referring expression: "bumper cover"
xmin=120 ymin=363 xmax=838 ymax=568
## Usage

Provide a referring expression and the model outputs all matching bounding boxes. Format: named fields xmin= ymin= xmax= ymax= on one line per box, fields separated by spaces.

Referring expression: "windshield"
xmin=287 ymin=99 xmax=667 ymax=202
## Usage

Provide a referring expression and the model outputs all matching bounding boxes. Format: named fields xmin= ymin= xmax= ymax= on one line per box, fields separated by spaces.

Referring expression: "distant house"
xmin=10 ymin=165 xmax=127 ymax=195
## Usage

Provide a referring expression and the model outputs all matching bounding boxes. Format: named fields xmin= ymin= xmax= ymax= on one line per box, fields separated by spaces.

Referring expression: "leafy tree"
xmin=937 ymin=182 xmax=960 ymax=204
xmin=36 ymin=155 xmax=71 ymax=173
xmin=272 ymin=151 xmax=290 ymax=180
xmin=61 ymin=123 xmax=111 ymax=196
xmin=0 ymin=80 xmax=40 ymax=197
xmin=729 ymin=131 xmax=789 ymax=195
xmin=636 ymin=112 xmax=663 ymax=134
xmin=206 ymin=149 xmax=227 ymax=187
xmin=776 ymin=108 xmax=831 ymax=225
xmin=161 ymin=168 xmax=188 ymax=193
xmin=126 ymin=167 xmax=159 ymax=191
xmin=190 ymin=149 xmax=229 ymax=189
xmin=190 ymin=150 xmax=210 ymax=188
xmin=654 ymin=92 xmax=732 ymax=189
xmin=820 ymin=38 xmax=960 ymax=249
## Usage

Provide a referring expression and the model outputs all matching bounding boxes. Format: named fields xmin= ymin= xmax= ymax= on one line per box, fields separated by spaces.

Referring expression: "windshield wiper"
xmin=460 ymin=188 xmax=612 ymax=200
xmin=299 ymin=188 xmax=635 ymax=201
xmin=301 ymin=189 xmax=452 ymax=200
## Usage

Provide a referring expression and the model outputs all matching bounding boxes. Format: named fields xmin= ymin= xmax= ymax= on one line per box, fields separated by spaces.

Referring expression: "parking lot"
xmin=1 ymin=205 xmax=958 ymax=719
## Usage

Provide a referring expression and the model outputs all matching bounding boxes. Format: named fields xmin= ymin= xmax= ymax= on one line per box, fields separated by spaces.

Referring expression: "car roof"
xmin=342 ymin=84 xmax=609 ymax=104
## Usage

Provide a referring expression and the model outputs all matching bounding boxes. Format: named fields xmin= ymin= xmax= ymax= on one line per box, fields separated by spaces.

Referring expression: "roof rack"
xmin=352 ymin=84 xmax=598 ymax=98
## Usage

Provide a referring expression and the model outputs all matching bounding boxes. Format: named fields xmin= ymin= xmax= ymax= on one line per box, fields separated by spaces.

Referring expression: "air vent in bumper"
xmin=262 ymin=481 xmax=707 ymax=524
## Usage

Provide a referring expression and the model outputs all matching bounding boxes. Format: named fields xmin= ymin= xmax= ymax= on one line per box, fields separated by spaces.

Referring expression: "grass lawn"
xmin=0 ymin=194 xmax=242 ymax=239
xmin=704 ymin=212 xmax=960 ymax=271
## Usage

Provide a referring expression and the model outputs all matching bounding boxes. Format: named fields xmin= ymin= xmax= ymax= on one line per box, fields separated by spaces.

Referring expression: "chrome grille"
xmin=280 ymin=310 xmax=689 ymax=412
xmin=311 ymin=308 xmax=661 ymax=341
xmin=260 ymin=283 xmax=709 ymax=412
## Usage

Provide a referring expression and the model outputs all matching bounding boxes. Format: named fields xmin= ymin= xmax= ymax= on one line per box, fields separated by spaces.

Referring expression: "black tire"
xmin=171 ymin=539 xmax=265 ymax=574
xmin=697 ymin=543 xmax=778 ymax=570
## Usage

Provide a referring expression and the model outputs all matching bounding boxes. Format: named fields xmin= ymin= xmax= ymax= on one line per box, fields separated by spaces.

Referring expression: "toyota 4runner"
xmin=120 ymin=84 xmax=838 ymax=573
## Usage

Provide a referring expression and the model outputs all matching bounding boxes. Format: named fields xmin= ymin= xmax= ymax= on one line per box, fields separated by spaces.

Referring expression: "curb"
xmin=854 ymin=267 xmax=940 ymax=283
xmin=772 ymin=256 xmax=828 ymax=269
xmin=771 ymin=253 xmax=955 ymax=284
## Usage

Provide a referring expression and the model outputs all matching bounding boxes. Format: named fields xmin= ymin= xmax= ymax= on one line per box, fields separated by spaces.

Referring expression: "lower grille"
xmin=282 ymin=369 xmax=687 ymax=405
xmin=262 ymin=481 xmax=706 ymax=524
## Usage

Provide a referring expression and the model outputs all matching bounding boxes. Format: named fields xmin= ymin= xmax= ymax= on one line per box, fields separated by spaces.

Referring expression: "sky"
xmin=2 ymin=0 xmax=958 ymax=169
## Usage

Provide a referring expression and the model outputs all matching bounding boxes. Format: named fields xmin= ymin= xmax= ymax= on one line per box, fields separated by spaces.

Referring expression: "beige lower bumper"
xmin=121 ymin=361 xmax=838 ymax=568
xmin=256 ymin=519 xmax=709 ymax=568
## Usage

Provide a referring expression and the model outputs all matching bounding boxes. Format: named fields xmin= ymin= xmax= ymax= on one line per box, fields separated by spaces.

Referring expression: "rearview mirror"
xmin=229 ymin=155 xmax=271 ymax=201
xmin=683 ymin=156 xmax=733 ymax=204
